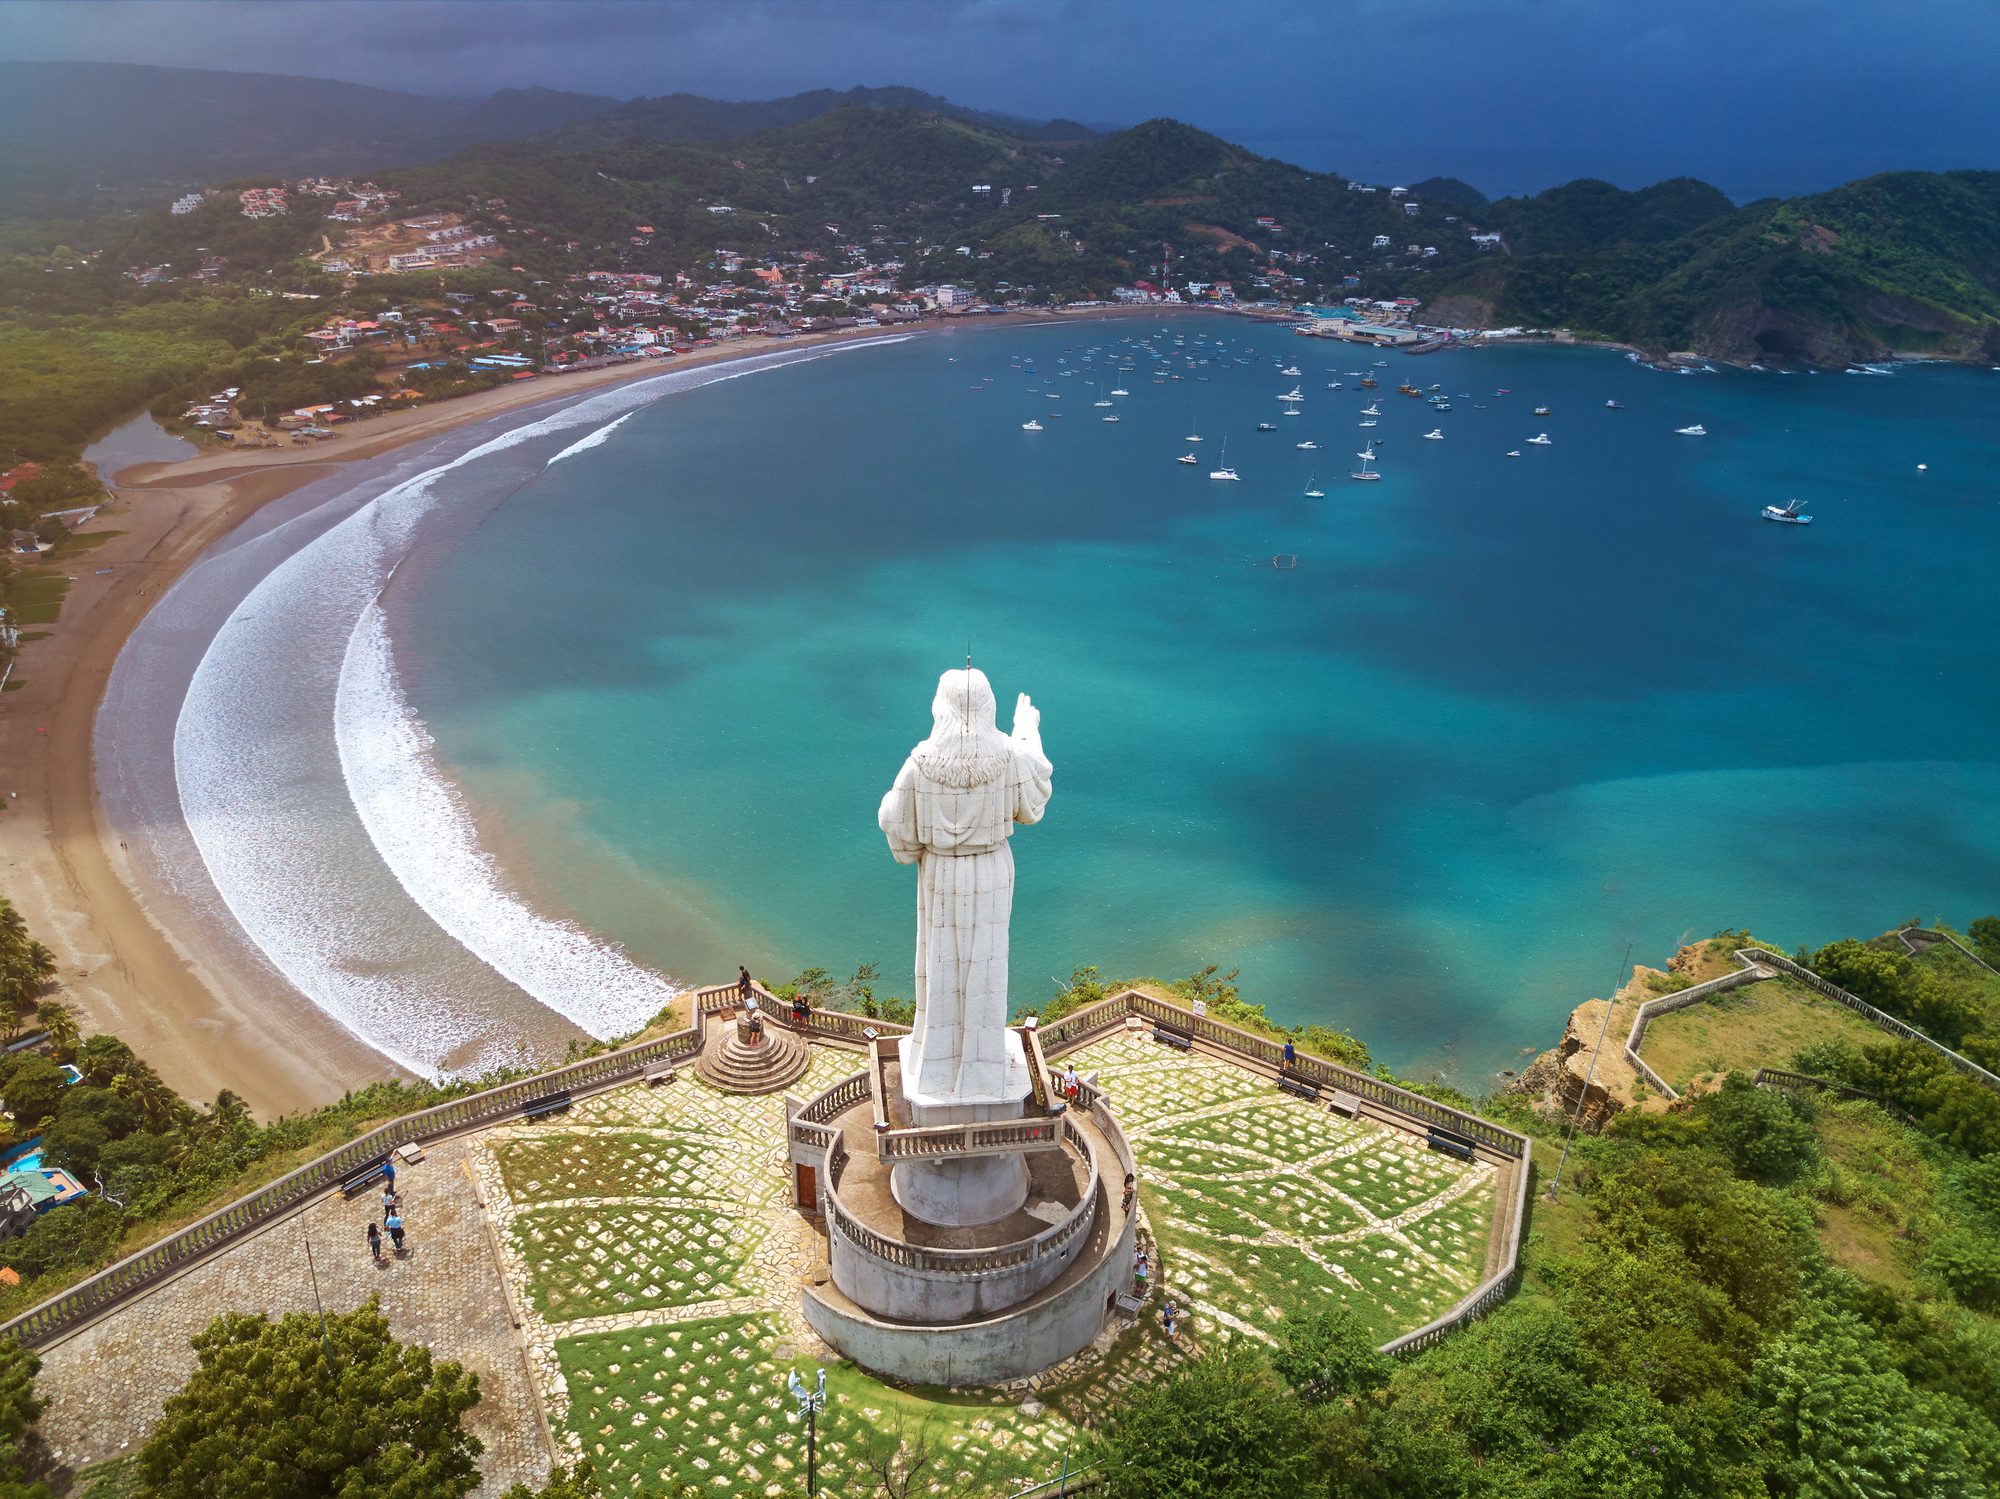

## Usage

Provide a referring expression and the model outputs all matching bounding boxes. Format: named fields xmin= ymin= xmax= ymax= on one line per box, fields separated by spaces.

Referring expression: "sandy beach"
xmin=0 ymin=321 xmax=1001 ymax=1117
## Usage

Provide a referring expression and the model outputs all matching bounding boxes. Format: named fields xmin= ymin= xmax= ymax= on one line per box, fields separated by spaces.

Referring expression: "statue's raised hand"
xmin=1012 ymin=693 xmax=1040 ymax=740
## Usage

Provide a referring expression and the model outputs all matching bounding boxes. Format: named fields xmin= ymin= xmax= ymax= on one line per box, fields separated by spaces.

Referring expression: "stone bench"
xmin=1425 ymin=1125 xmax=1476 ymax=1161
xmin=1328 ymin=1090 xmax=1361 ymax=1119
xmin=520 ymin=1091 xmax=572 ymax=1121
xmin=1276 ymin=1071 xmax=1321 ymax=1103
xmin=337 ymin=1160 xmax=391 ymax=1199
xmin=643 ymin=1062 xmax=679 ymax=1087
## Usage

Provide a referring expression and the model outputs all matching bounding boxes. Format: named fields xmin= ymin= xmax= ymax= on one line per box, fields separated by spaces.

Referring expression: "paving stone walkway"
xmin=32 ymin=1136 xmax=549 ymax=1491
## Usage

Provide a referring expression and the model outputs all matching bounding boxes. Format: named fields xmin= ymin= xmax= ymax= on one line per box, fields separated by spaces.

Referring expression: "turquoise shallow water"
xmin=395 ymin=320 xmax=2000 ymax=1080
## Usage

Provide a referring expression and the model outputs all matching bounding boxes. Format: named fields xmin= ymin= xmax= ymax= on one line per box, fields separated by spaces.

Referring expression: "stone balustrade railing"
xmin=821 ymin=1116 xmax=1100 ymax=1275
xmin=1040 ymin=990 xmax=1528 ymax=1159
xmin=1737 ymin=949 xmax=2000 ymax=1090
xmin=1621 ymin=953 xmax=1774 ymax=1099
xmin=875 ymin=1116 xmax=1063 ymax=1161
xmin=0 ymin=1014 xmax=707 ymax=1348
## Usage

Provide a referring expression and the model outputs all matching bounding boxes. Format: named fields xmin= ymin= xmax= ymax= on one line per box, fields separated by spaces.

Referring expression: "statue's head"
xmin=917 ymin=667 xmax=1006 ymax=789
xmin=930 ymin=668 xmax=997 ymax=737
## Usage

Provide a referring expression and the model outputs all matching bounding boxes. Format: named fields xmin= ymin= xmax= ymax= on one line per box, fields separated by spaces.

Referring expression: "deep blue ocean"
xmin=393 ymin=318 xmax=2000 ymax=1081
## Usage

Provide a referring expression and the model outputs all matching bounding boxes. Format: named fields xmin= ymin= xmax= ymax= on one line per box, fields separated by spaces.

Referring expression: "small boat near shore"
xmin=1762 ymin=498 xmax=1812 ymax=524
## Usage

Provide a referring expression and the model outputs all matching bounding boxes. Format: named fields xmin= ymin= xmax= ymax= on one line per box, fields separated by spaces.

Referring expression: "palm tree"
xmin=38 ymin=999 xmax=80 ymax=1061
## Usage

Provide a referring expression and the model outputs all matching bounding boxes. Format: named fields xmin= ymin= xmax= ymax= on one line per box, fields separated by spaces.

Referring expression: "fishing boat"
xmin=1424 ymin=428 xmax=1444 ymax=440
xmin=1281 ymin=365 xmax=1302 ymax=377
xmin=1103 ymin=414 xmax=1120 ymax=423
xmin=1762 ymin=498 xmax=1812 ymax=524
xmin=1278 ymin=387 xmax=1304 ymax=402
xmin=1361 ymin=403 xmax=1382 ymax=417
xmin=1432 ymin=400 xmax=1452 ymax=411
xmin=1303 ymin=470 xmax=1324 ymax=498
xmin=1350 ymin=451 xmax=1381 ymax=482
xmin=1296 ymin=439 xmax=1318 ymax=450
xmin=1177 ymin=452 xmax=1199 ymax=465
xmin=1359 ymin=372 xmax=1378 ymax=388
xmin=1505 ymin=449 xmax=1521 ymax=457
xmin=1258 ymin=422 xmax=1278 ymax=431
xmin=1397 ymin=382 xmax=1421 ymax=397
xmin=1327 ymin=381 xmax=1343 ymax=390
xmin=1605 ymin=399 xmax=1624 ymax=409
xmin=1021 ymin=420 xmax=1043 ymax=431
xmin=1525 ymin=433 xmax=1553 ymax=445
xmin=1533 ymin=405 xmax=1551 ymax=417
xmin=1676 ymin=423 xmax=1707 ymax=436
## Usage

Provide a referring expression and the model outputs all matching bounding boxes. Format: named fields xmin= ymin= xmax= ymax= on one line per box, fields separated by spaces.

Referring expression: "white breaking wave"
xmin=175 ymin=337 xmax=907 ymax=1074
xmin=336 ymin=602 xmax=677 ymax=1037
xmin=546 ymin=411 xmax=634 ymax=465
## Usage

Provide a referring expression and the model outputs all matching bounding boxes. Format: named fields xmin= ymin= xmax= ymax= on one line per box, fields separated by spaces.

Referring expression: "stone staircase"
xmin=694 ymin=1014 xmax=810 ymax=1094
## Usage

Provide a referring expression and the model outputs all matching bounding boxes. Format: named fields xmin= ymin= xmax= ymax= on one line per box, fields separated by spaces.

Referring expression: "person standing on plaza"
xmin=367 ymin=1222 xmax=383 ymax=1263
xmin=739 ymin=965 xmax=753 ymax=1001
xmin=386 ymin=1210 xmax=406 ymax=1255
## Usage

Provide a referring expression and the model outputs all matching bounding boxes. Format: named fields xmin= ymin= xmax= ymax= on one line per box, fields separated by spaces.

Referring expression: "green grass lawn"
xmin=1639 ymin=975 xmax=1887 ymax=1091
xmin=557 ymin=1314 xmax=1081 ymax=1497
xmin=512 ymin=1203 xmax=762 ymax=1322
xmin=1072 ymin=1033 xmax=1497 ymax=1349
xmin=494 ymin=1130 xmax=746 ymax=1205
xmin=4 ymin=569 xmax=70 ymax=625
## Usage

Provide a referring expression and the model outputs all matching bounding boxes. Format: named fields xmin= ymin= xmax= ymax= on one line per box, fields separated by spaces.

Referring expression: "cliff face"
xmin=1512 ymin=951 xmax=1708 ymax=1127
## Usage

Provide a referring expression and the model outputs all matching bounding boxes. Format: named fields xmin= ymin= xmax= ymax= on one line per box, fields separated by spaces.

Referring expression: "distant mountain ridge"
xmin=0 ymin=61 xmax=1097 ymax=198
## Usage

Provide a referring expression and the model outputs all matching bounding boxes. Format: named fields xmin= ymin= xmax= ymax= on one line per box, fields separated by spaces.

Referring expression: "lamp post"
xmin=788 ymin=1366 xmax=827 ymax=1496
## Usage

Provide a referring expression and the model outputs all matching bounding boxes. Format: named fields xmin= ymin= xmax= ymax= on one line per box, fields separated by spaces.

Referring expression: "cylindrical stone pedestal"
xmin=890 ymin=1152 xmax=1031 ymax=1228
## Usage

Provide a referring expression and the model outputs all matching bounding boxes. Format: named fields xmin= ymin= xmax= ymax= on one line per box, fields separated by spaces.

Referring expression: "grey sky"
xmin=4 ymin=0 xmax=1996 ymax=198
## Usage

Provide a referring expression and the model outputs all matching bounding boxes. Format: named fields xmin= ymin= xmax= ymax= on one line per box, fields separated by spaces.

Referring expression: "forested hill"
xmin=0 ymin=61 xmax=1095 ymax=205
xmin=531 ymin=84 xmax=1100 ymax=153
xmin=1442 ymin=169 xmax=2000 ymax=363
xmin=395 ymin=109 xmax=2000 ymax=363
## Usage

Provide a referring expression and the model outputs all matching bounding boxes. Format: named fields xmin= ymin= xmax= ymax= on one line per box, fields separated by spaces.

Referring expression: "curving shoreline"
xmin=0 ymin=322 xmax=983 ymax=1116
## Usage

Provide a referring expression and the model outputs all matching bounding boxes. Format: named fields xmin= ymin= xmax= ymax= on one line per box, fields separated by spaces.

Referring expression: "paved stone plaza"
xmin=35 ymin=1136 xmax=550 ymax=1490
xmin=30 ymin=1031 xmax=1499 ymax=1495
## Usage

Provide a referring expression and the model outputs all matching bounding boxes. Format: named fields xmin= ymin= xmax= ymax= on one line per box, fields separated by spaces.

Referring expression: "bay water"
xmin=380 ymin=318 xmax=2000 ymax=1081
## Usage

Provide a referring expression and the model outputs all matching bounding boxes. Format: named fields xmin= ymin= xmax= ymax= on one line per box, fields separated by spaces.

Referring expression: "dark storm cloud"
xmin=4 ymin=0 xmax=1996 ymax=197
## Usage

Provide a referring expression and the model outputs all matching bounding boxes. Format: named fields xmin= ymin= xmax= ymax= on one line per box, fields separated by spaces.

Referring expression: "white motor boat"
xmin=1177 ymin=452 xmax=1199 ymax=465
xmin=1278 ymin=387 xmax=1304 ymax=402
xmin=1525 ymin=433 xmax=1552 ymax=445
xmin=1424 ymin=429 xmax=1444 ymax=440
xmin=1676 ymin=423 xmax=1707 ymax=436
xmin=1296 ymin=440 xmax=1318 ymax=450
xmin=1021 ymin=420 xmax=1043 ymax=431
xmin=1361 ymin=403 xmax=1381 ymax=416
xmin=1505 ymin=449 xmax=1521 ymax=457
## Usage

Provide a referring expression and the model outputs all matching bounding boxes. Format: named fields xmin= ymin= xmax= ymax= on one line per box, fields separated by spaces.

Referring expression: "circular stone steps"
xmin=694 ymin=1017 xmax=810 ymax=1094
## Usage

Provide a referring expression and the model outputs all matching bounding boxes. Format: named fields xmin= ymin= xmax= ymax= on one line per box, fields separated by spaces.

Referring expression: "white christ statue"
xmin=879 ymin=667 xmax=1052 ymax=1117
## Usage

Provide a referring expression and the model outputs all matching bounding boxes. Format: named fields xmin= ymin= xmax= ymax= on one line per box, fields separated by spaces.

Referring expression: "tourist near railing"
xmin=820 ymin=1116 xmax=1100 ymax=1275
xmin=0 ymin=1016 xmax=709 ymax=1349
xmin=699 ymin=979 xmax=913 ymax=1050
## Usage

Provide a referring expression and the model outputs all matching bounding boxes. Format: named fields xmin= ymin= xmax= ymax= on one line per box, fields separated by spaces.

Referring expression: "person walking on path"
xmin=1163 ymin=1299 xmax=1179 ymax=1341
xmin=386 ymin=1211 xmax=406 ymax=1255
xmin=1282 ymin=1038 xmax=1296 ymax=1071
xmin=367 ymin=1222 xmax=383 ymax=1263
